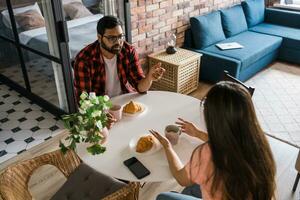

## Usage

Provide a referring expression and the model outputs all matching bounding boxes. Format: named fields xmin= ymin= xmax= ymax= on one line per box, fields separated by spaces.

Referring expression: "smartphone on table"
xmin=123 ymin=157 xmax=150 ymax=179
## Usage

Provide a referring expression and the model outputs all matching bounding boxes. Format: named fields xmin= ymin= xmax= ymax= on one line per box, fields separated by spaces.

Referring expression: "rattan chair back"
xmin=0 ymin=150 xmax=139 ymax=200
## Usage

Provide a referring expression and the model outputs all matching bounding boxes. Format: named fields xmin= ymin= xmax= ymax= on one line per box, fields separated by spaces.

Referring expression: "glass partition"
xmin=64 ymin=0 xmax=126 ymax=60
xmin=0 ymin=0 xmax=14 ymax=40
xmin=0 ymin=0 xmax=128 ymax=115
xmin=0 ymin=38 xmax=25 ymax=87
xmin=0 ymin=0 xmax=61 ymax=58
xmin=22 ymin=49 xmax=68 ymax=111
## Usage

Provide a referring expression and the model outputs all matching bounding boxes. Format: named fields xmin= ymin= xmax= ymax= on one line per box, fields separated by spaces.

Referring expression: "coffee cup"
xmin=165 ymin=125 xmax=181 ymax=145
xmin=109 ymin=104 xmax=122 ymax=121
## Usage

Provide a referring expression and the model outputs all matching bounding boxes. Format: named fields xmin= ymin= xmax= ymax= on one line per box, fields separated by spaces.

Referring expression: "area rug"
xmin=246 ymin=62 xmax=300 ymax=148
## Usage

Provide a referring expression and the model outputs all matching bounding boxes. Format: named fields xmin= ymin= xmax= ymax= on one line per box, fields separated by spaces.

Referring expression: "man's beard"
xmin=100 ymin=39 xmax=122 ymax=55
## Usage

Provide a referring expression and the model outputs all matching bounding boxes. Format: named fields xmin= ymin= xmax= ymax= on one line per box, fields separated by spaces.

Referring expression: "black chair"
xmin=222 ymin=70 xmax=255 ymax=96
xmin=293 ymin=150 xmax=300 ymax=192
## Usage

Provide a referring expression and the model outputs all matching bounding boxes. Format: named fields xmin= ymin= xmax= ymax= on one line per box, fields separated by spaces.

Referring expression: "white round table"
xmin=77 ymin=91 xmax=206 ymax=182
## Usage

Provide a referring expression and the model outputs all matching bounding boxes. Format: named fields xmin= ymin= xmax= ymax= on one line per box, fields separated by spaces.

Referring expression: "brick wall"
xmin=130 ymin=0 xmax=242 ymax=67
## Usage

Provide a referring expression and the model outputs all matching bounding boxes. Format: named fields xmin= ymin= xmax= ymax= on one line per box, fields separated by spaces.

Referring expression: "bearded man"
xmin=74 ymin=15 xmax=164 ymax=101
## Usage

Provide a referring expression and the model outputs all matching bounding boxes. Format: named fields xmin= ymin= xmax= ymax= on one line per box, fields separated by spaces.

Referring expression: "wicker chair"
xmin=0 ymin=149 xmax=139 ymax=200
xmin=223 ymin=70 xmax=255 ymax=96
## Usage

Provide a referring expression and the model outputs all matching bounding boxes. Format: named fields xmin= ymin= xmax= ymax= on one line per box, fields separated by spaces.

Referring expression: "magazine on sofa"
xmin=216 ymin=42 xmax=244 ymax=50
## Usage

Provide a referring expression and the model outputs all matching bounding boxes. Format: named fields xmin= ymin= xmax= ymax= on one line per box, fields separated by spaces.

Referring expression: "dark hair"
xmin=202 ymin=81 xmax=276 ymax=200
xmin=97 ymin=15 xmax=123 ymax=35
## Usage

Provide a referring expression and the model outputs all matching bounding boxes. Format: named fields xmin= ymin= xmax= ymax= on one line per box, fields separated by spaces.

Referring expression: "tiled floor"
xmin=247 ymin=62 xmax=300 ymax=147
xmin=0 ymin=82 xmax=64 ymax=164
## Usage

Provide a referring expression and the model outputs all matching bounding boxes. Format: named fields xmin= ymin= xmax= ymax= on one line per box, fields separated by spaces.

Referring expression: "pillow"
xmin=51 ymin=163 xmax=126 ymax=200
xmin=241 ymin=0 xmax=265 ymax=27
xmin=190 ymin=11 xmax=226 ymax=49
xmin=64 ymin=2 xmax=92 ymax=19
xmin=15 ymin=10 xmax=45 ymax=31
xmin=220 ymin=5 xmax=248 ymax=37
xmin=62 ymin=0 xmax=82 ymax=4
xmin=1 ymin=2 xmax=42 ymax=29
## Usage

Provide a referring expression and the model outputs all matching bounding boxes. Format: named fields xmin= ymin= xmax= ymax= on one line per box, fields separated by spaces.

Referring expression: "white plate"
xmin=122 ymin=102 xmax=147 ymax=117
xmin=129 ymin=135 xmax=162 ymax=156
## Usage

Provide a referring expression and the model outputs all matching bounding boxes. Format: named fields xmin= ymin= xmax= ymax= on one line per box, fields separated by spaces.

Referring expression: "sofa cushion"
xmin=241 ymin=0 xmax=265 ymax=27
xmin=250 ymin=23 xmax=300 ymax=50
xmin=190 ymin=11 xmax=226 ymax=49
xmin=220 ymin=5 xmax=248 ymax=37
xmin=51 ymin=163 xmax=126 ymax=200
xmin=203 ymin=31 xmax=282 ymax=70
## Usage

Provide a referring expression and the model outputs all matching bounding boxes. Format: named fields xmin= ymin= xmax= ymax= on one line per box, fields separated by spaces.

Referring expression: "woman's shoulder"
xmin=197 ymin=142 xmax=211 ymax=156
xmin=189 ymin=142 xmax=215 ymax=185
xmin=191 ymin=142 xmax=212 ymax=164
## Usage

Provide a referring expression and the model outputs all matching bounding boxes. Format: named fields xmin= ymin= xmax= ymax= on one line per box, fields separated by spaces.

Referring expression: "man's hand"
xmin=106 ymin=112 xmax=117 ymax=130
xmin=148 ymin=62 xmax=165 ymax=81
xmin=137 ymin=62 xmax=165 ymax=93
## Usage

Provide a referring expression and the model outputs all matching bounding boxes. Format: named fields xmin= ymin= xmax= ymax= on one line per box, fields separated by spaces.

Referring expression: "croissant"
xmin=123 ymin=101 xmax=142 ymax=114
xmin=136 ymin=135 xmax=154 ymax=153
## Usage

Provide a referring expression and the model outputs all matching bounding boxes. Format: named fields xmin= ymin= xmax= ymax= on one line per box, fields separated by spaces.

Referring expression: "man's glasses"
xmin=103 ymin=34 xmax=125 ymax=43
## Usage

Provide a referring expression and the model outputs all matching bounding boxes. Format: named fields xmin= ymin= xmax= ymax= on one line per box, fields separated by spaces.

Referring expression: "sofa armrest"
xmin=265 ymin=8 xmax=300 ymax=29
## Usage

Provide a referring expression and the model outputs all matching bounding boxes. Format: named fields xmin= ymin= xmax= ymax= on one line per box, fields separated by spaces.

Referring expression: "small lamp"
xmin=166 ymin=34 xmax=177 ymax=54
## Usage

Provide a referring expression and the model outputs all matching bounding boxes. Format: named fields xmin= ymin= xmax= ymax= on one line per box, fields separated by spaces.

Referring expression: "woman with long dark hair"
xmin=151 ymin=81 xmax=276 ymax=200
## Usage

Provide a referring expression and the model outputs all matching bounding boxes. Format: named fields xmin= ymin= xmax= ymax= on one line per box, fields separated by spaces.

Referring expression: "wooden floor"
xmin=0 ymin=83 xmax=299 ymax=200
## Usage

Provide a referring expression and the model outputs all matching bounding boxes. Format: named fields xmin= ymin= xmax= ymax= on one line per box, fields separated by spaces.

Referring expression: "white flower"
xmin=103 ymin=95 xmax=110 ymax=102
xmin=91 ymin=110 xmax=102 ymax=118
xmin=78 ymin=116 xmax=83 ymax=122
xmin=91 ymin=112 xmax=97 ymax=118
xmin=80 ymin=92 xmax=88 ymax=100
xmin=80 ymin=130 xmax=87 ymax=136
xmin=81 ymin=100 xmax=93 ymax=110
xmin=91 ymin=98 xmax=99 ymax=105
xmin=79 ymin=108 xmax=86 ymax=114
xmin=96 ymin=121 xmax=103 ymax=130
xmin=89 ymin=92 xmax=96 ymax=100
xmin=81 ymin=102 xmax=87 ymax=110
xmin=83 ymin=118 xmax=89 ymax=124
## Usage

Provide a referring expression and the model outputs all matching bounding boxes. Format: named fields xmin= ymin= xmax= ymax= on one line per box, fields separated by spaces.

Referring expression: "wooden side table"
xmin=148 ymin=48 xmax=202 ymax=94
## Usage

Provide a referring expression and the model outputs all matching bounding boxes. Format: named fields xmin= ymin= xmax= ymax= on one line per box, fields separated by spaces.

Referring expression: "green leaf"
xmin=69 ymin=139 xmax=77 ymax=150
xmin=86 ymin=144 xmax=106 ymax=155
xmin=89 ymin=134 xmax=102 ymax=143
xmin=59 ymin=141 xmax=68 ymax=154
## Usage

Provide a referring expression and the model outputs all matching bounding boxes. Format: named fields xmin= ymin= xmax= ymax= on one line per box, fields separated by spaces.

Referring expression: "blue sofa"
xmin=184 ymin=0 xmax=300 ymax=82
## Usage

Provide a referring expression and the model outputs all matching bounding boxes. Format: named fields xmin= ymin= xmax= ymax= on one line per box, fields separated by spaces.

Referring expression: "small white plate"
xmin=129 ymin=135 xmax=162 ymax=156
xmin=122 ymin=102 xmax=147 ymax=117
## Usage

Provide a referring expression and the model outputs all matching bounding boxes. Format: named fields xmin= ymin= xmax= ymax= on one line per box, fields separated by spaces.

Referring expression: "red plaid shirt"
xmin=74 ymin=41 xmax=145 ymax=101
